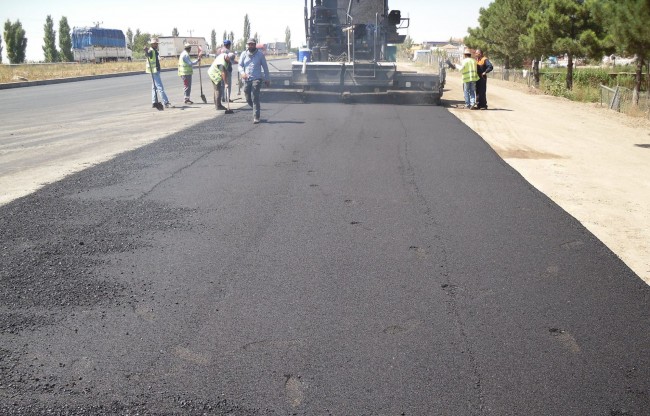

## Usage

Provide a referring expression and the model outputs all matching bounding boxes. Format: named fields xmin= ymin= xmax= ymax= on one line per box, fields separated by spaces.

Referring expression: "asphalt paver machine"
xmin=266 ymin=0 xmax=445 ymax=104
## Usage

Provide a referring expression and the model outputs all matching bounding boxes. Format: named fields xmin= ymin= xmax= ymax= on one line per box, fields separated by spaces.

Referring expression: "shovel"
xmin=197 ymin=47 xmax=207 ymax=104
xmin=146 ymin=52 xmax=164 ymax=111
xmin=225 ymin=84 xmax=234 ymax=114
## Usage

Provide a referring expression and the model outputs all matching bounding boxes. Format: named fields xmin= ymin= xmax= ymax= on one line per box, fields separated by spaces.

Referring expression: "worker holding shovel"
xmin=144 ymin=38 xmax=172 ymax=108
xmin=207 ymin=52 xmax=231 ymax=112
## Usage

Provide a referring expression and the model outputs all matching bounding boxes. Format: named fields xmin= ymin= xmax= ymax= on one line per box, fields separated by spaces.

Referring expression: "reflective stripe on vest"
xmin=461 ymin=58 xmax=479 ymax=83
xmin=145 ymin=49 xmax=158 ymax=73
xmin=178 ymin=52 xmax=193 ymax=76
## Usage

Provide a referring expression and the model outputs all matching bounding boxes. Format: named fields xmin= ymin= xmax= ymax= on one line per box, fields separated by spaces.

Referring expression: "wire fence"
xmin=488 ymin=67 xmax=650 ymax=119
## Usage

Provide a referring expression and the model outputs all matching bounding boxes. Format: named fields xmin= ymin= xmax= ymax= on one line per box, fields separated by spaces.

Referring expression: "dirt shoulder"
xmin=438 ymin=69 xmax=650 ymax=284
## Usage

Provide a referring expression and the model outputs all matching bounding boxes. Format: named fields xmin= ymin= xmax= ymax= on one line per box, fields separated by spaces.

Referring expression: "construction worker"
xmin=475 ymin=49 xmax=493 ymax=110
xmin=220 ymin=40 xmax=238 ymax=103
xmin=207 ymin=52 xmax=230 ymax=111
xmin=447 ymin=48 xmax=479 ymax=109
xmin=178 ymin=42 xmax=203 ymax=105
xmin=144 ymin=37 xmax=172 ymax=108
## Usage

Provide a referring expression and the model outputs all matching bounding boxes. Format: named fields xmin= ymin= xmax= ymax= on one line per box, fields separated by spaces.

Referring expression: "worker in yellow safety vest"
xmin=178 ymin=42 xmax=203 ymax=104
xmin=144 ymin=37 xmax=171 ymax=108
xmin=207 ymin=52 xmax=231 ymax=111
xmin=447 ymin=48 xmax=480 ymax=109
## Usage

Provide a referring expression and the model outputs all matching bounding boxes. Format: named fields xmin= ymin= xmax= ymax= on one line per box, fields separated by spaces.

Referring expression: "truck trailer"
xmin=157 ymin=37 xmax=209 ymax=58
xmin=265 ymin=0 xmax=445 ymax=104
xmin=72 ymin=27 xmax=132 ymax=63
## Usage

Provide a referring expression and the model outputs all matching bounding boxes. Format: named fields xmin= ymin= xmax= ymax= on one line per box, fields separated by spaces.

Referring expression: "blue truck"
xmin=72 ymin=27 xmax=132 ymax=62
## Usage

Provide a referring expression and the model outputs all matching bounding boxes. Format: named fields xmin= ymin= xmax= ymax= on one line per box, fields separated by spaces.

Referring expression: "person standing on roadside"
xmin=447 ymin=48 xmax=479 ymax=109
xmin=178 ymin=42 xmax=203 ymax=105
xmin=475 ymin=49 xmax=493 ymax=110
xmin=238 ymin=38 xmax=270 ymax=124
xmin=207 ymin=51 xmax=230 ymax=111
xmin=144 ymin=38 xmax=172 ymax=108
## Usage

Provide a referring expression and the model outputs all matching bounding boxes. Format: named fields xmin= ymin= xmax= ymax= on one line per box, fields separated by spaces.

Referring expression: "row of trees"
xmin=464 ymin=0 xmax=650 ymax=104
xmin=3 ymin=16 xmax=72 ymax=64
xmin=2 ymin=13 xmax=294 ymax=64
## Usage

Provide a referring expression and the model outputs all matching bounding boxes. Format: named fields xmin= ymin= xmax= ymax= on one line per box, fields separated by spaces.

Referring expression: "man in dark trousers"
xmin=238 ymin=38 xmax=270 ymax=124
xmin=475 ymin=49 xmax=493 ymax=110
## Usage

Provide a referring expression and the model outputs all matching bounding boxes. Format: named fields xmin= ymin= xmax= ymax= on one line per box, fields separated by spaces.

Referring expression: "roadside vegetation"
xmin=0 ymin=59 xmax=195 ymax=84
xmin=464 ymin=0 xmax=649 ymax=108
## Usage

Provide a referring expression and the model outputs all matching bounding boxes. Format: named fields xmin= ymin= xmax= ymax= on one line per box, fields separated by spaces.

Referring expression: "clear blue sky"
xmin=1 ymin=0 xmax=492 ymax=62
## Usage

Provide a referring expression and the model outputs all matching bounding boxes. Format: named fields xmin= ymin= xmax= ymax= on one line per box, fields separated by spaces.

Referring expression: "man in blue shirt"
xmin=238 ymin=38 xmax=270 ymax=124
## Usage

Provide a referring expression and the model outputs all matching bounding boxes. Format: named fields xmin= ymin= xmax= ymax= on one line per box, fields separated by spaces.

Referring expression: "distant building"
xmin=440 ymin=44 xmax=464 ymax=61
xmin=266 ymin=42 xmax=288 ymax=55
xmin=414 ymin=41 xmax=464 ymax=62
xmin=421 ymin=41 xmax=452 ymax=49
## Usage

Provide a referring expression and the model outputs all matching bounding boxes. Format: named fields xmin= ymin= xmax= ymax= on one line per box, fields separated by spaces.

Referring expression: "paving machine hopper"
xmin=266 ymin=0 xmax=445 ymax=104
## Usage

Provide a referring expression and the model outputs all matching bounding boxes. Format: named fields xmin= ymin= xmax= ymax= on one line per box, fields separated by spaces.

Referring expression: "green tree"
xmin=466 ymin=0 xmax=536 ymax=76
xmin=58 ymin=16 xmax=73 ymax=62
xmin=285 ymin=26 xmax=291 ymax=51
xmin=132 ymin=30 xmax=152 ymax=59
xmin=43 ymin=15 xmax=58 ymax=62
xmin=521 ymin=0 xmax=610 ymax=90
xmin=211 ymin=29 xmax=217 ymax=53
xmin=172 ymin=27 xmax=179 ymax=37
xmin=243 ymin=14 xmax=251 ymax=42
xmin=4 ymin=19 xmax=28 ymax=64
xmin=228 ymin=31 xmax=235 ymax=42
xmin=603 ymin=0 xmax=650 ymax=105
xmin=0 ymin=33 xmax=3 ymax=63
xmin=126 ymin=28 xmax=134 ymax=50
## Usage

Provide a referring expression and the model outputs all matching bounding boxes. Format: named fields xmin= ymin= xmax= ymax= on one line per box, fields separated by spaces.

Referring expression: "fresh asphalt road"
xmin=0 ymin=73 xmax=649 ymax=415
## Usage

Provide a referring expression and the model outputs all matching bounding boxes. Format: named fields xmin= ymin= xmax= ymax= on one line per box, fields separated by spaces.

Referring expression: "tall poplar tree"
xmin=43 ymin=15 xmax=58 ymax=62
xmin=211 ymin=29 xmax=217 ymax=53
xmin=285 ymin=26 xmax=291 ymax=52
xmin=243 ymin=14 xmax=251 ymax=42
xmin=4 ymin=19 xmax=27 ymax=64
xmin=126 ymin=28 xmax=134 ymax=50
xmin=58 ymin=16 xmax=73 ymax=62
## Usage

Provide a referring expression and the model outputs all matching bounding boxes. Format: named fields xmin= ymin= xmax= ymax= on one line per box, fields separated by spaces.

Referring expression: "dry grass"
xmin=0 ymin=58 xmax=213 ymax=84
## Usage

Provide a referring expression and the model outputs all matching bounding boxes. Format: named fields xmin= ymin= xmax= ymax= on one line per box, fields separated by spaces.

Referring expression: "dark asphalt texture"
xmin=1 ymin=100 xmax=649 ymax=415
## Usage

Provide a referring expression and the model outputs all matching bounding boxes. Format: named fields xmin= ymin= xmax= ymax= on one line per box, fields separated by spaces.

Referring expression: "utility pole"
xmin=188 ymin=29 xmax=194 ymax=37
